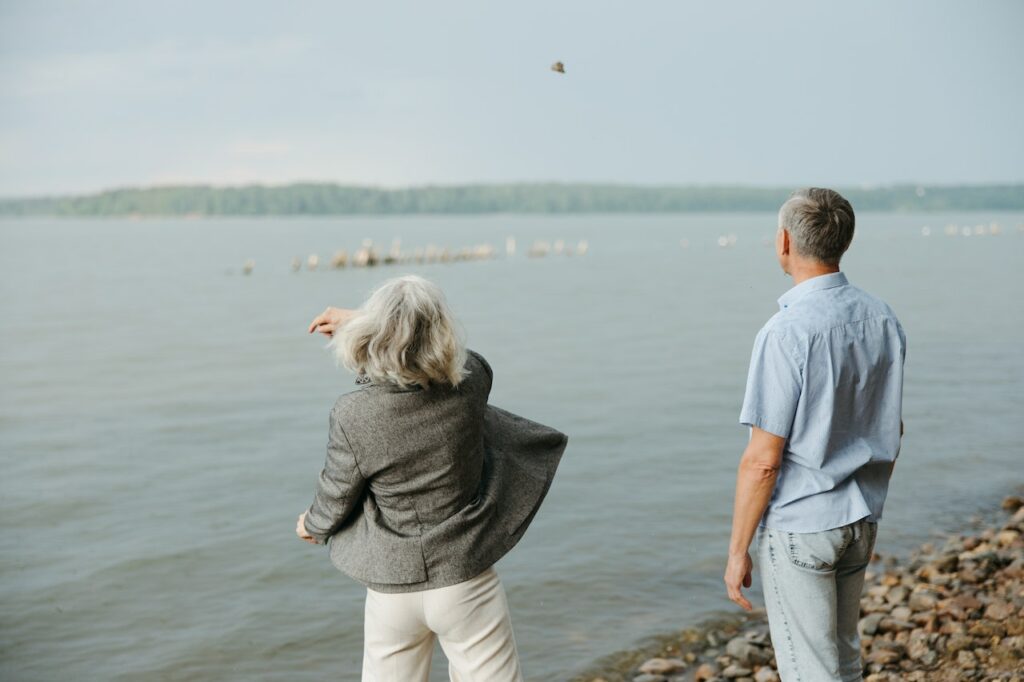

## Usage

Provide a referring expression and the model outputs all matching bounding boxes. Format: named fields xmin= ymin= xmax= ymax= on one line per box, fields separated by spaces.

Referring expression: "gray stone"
xmin=725 ymin=637 xmax=768 ymax=666
xmin=639 ymin=658 xmax=687 ymax=675
xmin=633 ymin=675 xmax=667 ymax=682
xmin=908 ymin=589 xmax=940 ymax=612
xmin=859 ymin=613 xmax=886 ymax=636
xmin=890 ymin=606 xmax=913 ymax=621
xmin=721 ymin=664 xmax=753 ymax=679
xmin=885 ymin=585 xmax=909 ymax=604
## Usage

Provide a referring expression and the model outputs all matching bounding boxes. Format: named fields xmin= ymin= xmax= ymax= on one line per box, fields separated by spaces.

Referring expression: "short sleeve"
xmin=738 ymin=327 xmax=803 ymax=439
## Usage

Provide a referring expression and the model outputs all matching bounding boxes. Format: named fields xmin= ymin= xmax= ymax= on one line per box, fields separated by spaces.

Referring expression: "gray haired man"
xmin=724 ymin=188 xmax=906 ymax=681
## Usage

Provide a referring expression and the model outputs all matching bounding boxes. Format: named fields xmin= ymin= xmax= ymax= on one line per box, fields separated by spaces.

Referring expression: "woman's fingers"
xmin=309 ymin=310 xmax=334 ymax=333
xmin=309 ymin=307 xmax=346 ymax=334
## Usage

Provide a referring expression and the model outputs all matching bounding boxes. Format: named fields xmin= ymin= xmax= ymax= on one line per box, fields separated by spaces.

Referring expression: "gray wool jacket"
xmin=303 ymin=349 xmax=568 ymax=593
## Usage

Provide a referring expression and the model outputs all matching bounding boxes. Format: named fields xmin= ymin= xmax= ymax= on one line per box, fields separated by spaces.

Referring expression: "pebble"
xmin=720 ymin=664 xmax=753 ymax=678
xmin=859 ymin=613 xmax=885 ymax=636
xmin=725 ymin=637 xmax=768 ymax=666
xmin=693 ymin=662 xmax=719 ymax=681
xmin=638 ymin=658 xmax=686 ymax=675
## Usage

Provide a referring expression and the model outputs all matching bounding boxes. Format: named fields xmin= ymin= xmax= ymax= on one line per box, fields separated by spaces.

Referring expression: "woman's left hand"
xmin=296 ymin=511 xmax=318 ymax=544
xmin=308 ymin=307 xmax=357 ymax=337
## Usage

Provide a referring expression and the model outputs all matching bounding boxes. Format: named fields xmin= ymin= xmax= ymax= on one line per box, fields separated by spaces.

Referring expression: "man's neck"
xmin=789 ymin=261 xmax=840 ymax=287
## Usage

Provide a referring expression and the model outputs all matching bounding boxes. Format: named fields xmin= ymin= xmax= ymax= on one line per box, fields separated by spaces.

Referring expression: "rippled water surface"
xmin=2 ymin=213 xmax=1023 ymax=681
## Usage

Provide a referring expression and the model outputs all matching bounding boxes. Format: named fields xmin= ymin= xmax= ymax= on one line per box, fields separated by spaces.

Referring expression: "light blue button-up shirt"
xmin=739 ymin=272 xmax=906 ymax=532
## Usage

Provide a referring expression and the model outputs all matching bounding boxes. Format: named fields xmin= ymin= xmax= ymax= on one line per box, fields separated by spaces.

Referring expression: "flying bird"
xmin=550 ymin=61 xmax=565 ymax=74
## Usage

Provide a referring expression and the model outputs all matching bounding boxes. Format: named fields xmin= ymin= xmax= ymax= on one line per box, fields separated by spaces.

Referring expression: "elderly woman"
xmin=296 ymin=275 xmax=567 ymax=682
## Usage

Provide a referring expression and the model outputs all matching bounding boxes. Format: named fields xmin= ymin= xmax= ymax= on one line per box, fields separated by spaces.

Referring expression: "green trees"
xmin=1 ymin=183 xmax=1021 ymax=216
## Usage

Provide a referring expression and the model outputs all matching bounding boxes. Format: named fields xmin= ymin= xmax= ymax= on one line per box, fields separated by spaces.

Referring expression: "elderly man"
xmin=724 ymin=188 xmax=906 ymax=681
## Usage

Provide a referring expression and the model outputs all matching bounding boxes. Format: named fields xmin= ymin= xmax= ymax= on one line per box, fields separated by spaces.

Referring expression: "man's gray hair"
xmin=329 ymin=275 xmax=468 ymax=388
xmin=778 ymin=188 xmax=856 ymax=266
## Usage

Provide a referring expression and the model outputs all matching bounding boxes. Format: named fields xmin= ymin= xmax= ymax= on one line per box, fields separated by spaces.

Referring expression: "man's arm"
xmin=724 ymin=427 xmax=786 ymax=611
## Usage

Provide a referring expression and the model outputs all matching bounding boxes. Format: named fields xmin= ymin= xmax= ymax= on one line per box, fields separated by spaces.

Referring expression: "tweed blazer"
xmin=303 ymin=349 xmax=568 ymax=593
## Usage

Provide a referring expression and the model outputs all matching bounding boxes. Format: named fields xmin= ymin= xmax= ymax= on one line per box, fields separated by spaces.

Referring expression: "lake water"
xmin=1 ymin=213 xmax=1023 ymax=681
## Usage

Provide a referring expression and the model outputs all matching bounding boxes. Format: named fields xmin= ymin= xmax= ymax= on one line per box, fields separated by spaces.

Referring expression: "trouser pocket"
xmin=782 ymin=525 xmax=854 ymax=572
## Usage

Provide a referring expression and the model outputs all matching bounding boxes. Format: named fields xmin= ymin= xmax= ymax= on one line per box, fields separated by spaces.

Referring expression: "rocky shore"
xmin=575 ymin=494 xmax=1024 ymax=682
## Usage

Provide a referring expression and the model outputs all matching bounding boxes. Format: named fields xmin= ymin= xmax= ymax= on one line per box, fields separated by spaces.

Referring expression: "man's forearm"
xmin=728 ymin=458 xmax=779 ymax=557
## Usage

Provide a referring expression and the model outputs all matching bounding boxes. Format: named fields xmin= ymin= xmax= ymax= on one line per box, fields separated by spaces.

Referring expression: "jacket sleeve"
xmin=303 ymin=404 xmax=366 ymax=545
xmin=467 ymin=348 xmax=493 ymax=391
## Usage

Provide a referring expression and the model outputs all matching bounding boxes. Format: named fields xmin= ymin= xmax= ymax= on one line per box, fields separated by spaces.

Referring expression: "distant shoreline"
xmin=2 ymin=182 xmax=1022 ymax=217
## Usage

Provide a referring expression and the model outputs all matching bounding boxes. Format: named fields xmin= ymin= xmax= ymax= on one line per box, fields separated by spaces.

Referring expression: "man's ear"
xmin=780 ymin=228 xmax=791 ymax=255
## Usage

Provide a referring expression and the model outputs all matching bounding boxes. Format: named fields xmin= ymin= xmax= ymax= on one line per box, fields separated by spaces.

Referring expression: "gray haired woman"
xmin=296 ymin=275 xmax=567 ymax=682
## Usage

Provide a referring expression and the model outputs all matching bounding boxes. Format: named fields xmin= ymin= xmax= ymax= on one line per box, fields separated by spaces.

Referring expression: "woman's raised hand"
xmin=308 ymin=306 xmax=357 ymax=336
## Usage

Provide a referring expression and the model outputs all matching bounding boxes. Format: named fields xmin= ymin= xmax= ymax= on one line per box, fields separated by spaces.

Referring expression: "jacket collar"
xmin=777 ymin=271 xmax=848 ymax=310
xmin=355 ymin=373 xmax=423 ymax=393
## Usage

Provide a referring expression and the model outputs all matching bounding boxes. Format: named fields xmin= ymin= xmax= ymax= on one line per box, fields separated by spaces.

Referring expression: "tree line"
xmin=1 ymin=183 xmax=1021 ymax=216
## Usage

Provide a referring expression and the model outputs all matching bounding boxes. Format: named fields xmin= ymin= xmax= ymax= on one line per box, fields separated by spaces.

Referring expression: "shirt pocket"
xmin=782 ymin=525 xmax=854 ymax=572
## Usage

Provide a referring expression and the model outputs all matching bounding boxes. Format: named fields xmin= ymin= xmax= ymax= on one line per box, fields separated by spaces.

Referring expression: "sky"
xmin=0 ymin=1 xmax=1022 ymax=197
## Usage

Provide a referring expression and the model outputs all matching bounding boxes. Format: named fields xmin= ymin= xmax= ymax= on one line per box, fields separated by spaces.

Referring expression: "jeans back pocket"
xmin=783 ymin=525 xmax=854 ymax=572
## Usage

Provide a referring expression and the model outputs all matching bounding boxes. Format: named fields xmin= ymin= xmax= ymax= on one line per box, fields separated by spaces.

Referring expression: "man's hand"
xmin=296 ymin=511 xmax=318 ymax=544
xmin=308 ymin=307 xmax=357 ymax=337
xmin=724 ymin=551 xmax=754 ymax=611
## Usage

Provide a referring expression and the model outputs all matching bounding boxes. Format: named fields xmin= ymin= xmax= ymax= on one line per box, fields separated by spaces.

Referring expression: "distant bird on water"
xmin=550 ymin=61 xmax=565 ymax=74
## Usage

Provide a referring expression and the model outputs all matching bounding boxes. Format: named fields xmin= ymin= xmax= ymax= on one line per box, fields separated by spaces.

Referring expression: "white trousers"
xmin=361 ymin=567 xmax=523 ymax=682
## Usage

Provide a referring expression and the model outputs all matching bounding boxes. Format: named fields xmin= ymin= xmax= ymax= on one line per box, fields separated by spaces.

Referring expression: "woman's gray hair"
xmin=778 ymin=188 xmax=856 ymax=266
xmin=329 ymin=275 xmax=468 ymax=388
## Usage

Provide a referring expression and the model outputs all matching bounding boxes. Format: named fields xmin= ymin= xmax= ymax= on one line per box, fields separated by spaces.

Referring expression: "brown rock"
xmin=939 ymin=620 xmax=966 ymax=635
xmin=881 ymin=573 xmax=901 ymax=587
xmin=997 ymin=529 xmax=1021 ymax=547
xmin=753 ymin=667 xmax=779 ymax=682
xmin=908 ymin=589 xmax=940 ymax=612
xmin=932 ymin=553 xmax=959 ymax=573
xmin=906 ymin=632 xmax=931 ymax=661
xmin=694 ymin=662 xmax=719 ymax=682
xmin=942 ymin=594 xmax=982 ymax=620
xmin=946 ymin=633 xmax=974 ymax=654
xmin=984 ymin=599 xmax=1015 ymax=621
xmin=956 ymin=649 xmax=978 ymax=668
xmin=866 ymin=585 xmax=890 ymax=599
xmin=968 ymin=619 xmax=1007 ymax=638
xmin=1002 ymin=496 xmax=1024 ymax=511
xmin=866 ymin=648 xmax=901 ymax=666
xmin=878 ymin=617 xmax=914 ymax=633
xmin=1002 ymin=634 xmax=1024 ymax=653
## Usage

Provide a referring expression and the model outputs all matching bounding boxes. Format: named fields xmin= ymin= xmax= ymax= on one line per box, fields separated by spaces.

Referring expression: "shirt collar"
xmin=777 ymin=271 xmax=849 ymax=310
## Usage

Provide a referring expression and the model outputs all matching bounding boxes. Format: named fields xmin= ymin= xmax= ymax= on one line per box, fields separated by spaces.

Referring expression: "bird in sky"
xmin=550 ymin=61 xmax=565 ymax=74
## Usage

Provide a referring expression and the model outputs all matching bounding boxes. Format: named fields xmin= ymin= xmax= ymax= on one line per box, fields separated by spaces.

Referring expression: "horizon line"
xmin=4 ymin=179 xmax=1024 ymax=202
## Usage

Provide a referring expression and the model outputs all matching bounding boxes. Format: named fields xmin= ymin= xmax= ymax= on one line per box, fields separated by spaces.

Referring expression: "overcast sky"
xmin=1 ymin=1 xmax=1021 ymax=197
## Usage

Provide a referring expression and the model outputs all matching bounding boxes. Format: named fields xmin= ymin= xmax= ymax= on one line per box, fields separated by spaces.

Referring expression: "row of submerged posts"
xmin=239 ymin=237 xmax=589 ymax=275
xmin=920 ymin=221 xmax=1021 ymax=237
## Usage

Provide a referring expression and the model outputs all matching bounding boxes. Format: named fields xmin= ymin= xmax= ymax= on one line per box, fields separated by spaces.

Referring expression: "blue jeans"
xmin=756 ymin=518 xmax=878 ymax=682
